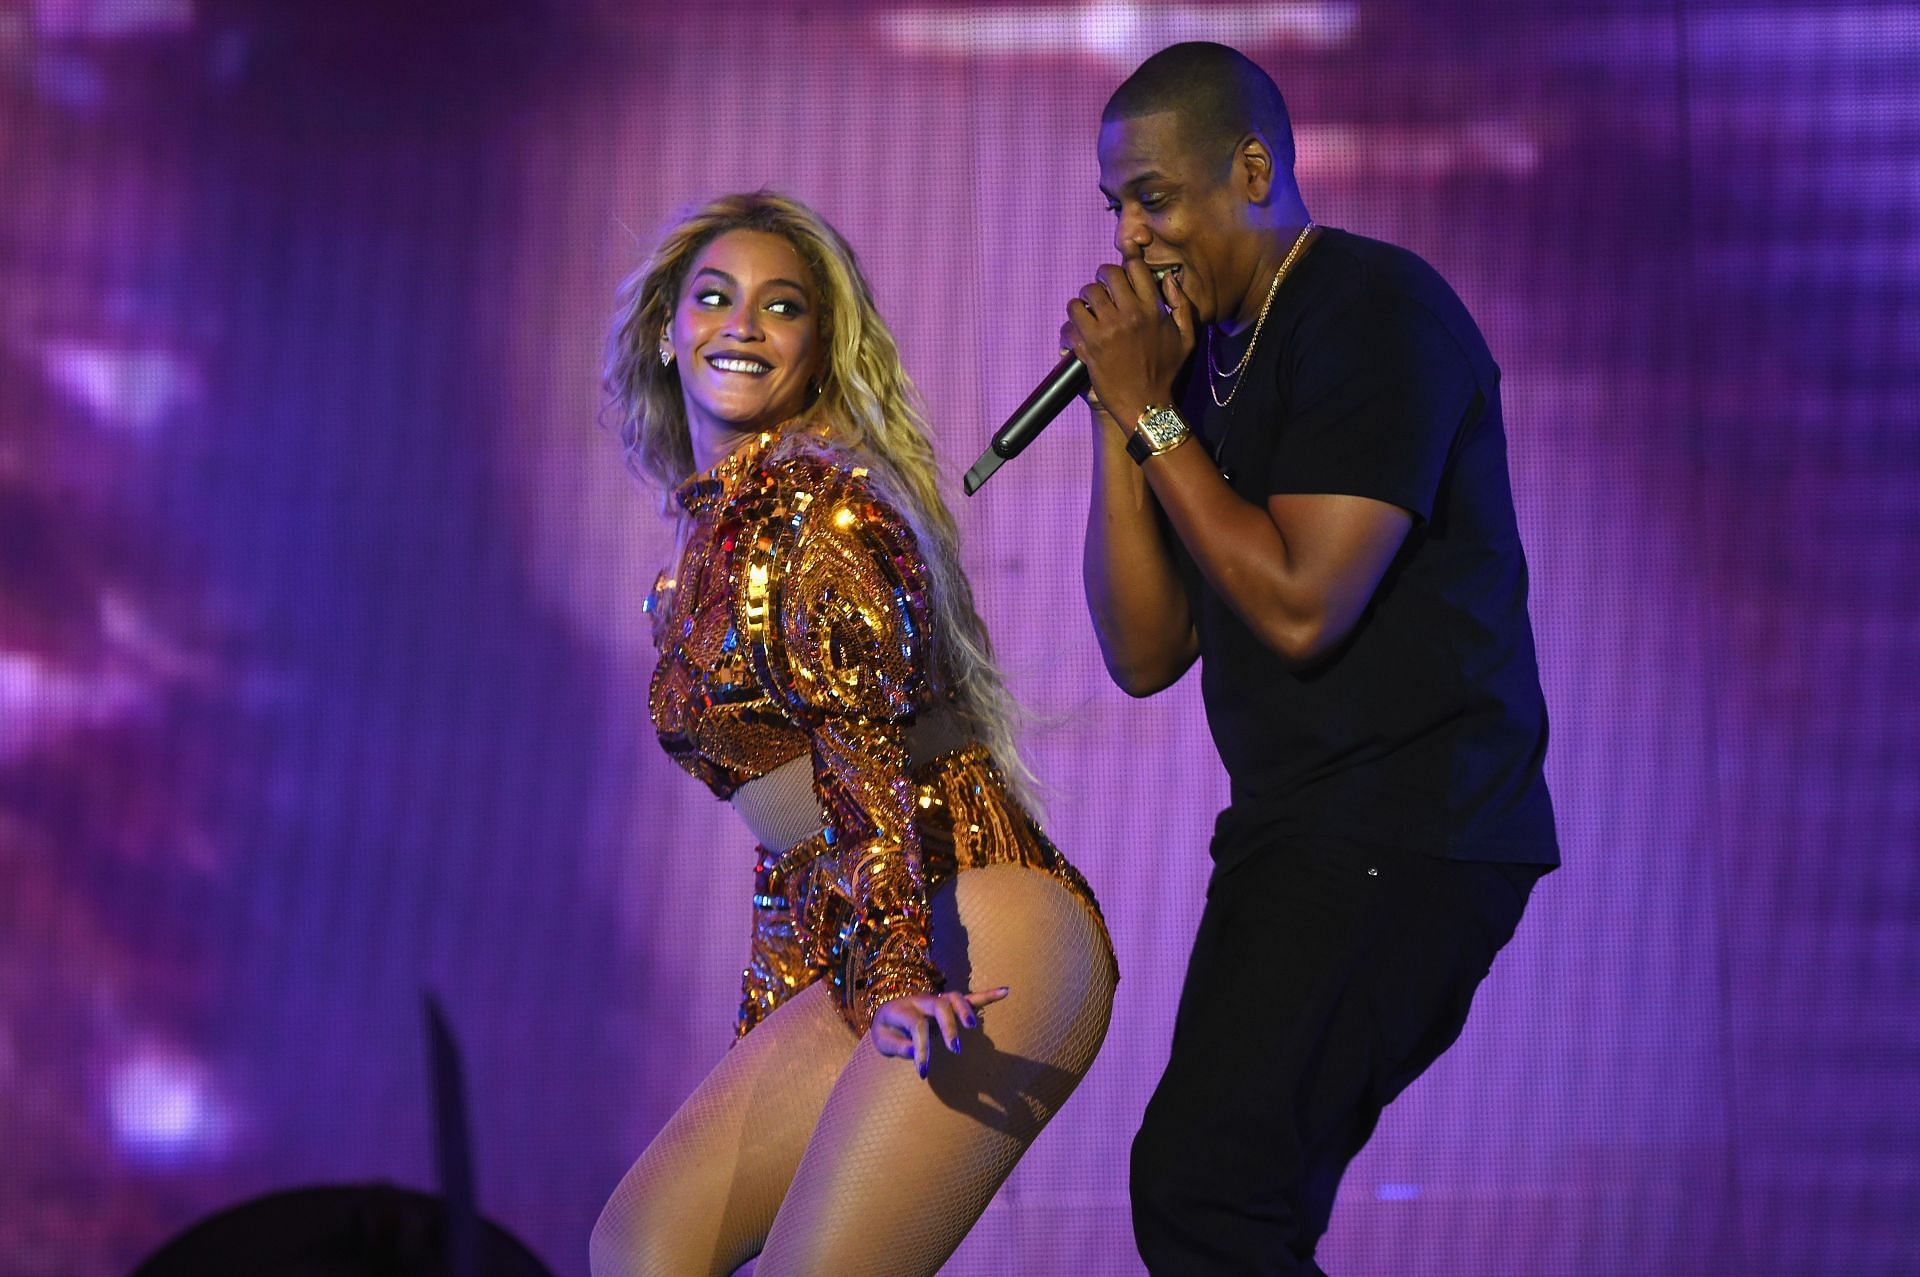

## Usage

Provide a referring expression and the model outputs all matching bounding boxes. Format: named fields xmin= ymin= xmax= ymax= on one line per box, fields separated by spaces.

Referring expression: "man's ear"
xmin=1237 ymin=134 xmax=1276 ymax=204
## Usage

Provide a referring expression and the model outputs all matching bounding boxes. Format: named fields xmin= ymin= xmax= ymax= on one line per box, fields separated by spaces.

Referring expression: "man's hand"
xmin=1063 ymin=347 xmax=1124 ymax=438
xmin=870 ymin=986 xmax=1011 ymax=1079
xmin=1060 ymin=260 xmax=1196 ymax=430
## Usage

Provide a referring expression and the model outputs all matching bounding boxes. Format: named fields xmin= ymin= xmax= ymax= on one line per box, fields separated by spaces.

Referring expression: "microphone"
xmin=962 ymin=353 xmax=1089 ymax=495
xmin=963 ymin=263 xmax=1179 ymax=495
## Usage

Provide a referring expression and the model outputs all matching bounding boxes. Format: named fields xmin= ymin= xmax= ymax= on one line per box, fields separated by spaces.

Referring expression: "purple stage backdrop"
xmin=3 ymin=2 xmax=1917 ymax=1274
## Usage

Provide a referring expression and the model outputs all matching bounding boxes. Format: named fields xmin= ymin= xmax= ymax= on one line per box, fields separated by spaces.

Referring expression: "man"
xmin=1062 ymin=42 xmax=1560 ymax=1273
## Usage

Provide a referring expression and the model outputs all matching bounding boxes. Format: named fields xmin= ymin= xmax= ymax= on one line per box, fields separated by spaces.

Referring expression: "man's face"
xmin=1098 ymin=110 xmax=1249 ymax=326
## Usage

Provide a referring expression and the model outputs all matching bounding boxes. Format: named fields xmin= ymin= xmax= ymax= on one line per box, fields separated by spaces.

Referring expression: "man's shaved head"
xmin=1103 ymin=42 xmax=1296 ymax=179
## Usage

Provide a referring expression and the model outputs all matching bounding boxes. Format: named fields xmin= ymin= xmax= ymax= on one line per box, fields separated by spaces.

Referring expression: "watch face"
xmin=1144 ymin=408 xmax=1186 ymax=449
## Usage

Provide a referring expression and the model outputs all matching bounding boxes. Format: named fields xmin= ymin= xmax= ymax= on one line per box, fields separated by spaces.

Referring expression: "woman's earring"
xmin=658 ymin=343 xmax=674 ymax=367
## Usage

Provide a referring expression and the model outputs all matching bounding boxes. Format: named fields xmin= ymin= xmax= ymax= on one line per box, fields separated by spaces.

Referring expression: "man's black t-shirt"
xmin=1170 ymin=228 xmax=1558 ymax=869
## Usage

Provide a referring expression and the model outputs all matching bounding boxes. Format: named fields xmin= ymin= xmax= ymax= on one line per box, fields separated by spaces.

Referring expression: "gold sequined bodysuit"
xmin=646 ymin=425 xmax=1112 ymax=1040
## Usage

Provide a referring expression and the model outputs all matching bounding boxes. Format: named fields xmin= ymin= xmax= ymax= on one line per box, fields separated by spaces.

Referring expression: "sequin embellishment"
xmin=647 ymin=426 xmax=1113 ymax=1038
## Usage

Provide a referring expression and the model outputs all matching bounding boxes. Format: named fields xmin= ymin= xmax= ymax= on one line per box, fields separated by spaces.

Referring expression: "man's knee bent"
xmin=1130 ymin=1103 xmax=1205 ymax=1224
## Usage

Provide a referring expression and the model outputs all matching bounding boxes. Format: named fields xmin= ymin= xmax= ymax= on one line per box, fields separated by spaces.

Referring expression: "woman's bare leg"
xmin=589 ymin=978 xmax=856 ymax=1277
xmin=757 ymin=865 xmax=1116 ymax=1276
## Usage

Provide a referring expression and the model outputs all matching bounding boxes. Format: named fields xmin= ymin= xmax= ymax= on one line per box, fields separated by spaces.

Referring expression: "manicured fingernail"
xmin=950 ymin=1038 xmax=961 ymax=1053
xmin=919 ymin=1063 xmax=928 ymax=1078
xmin=964 ymin=1015 xmax=978 ymax=1028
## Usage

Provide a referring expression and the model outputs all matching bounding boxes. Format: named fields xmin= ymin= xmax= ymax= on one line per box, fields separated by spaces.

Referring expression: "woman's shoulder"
xmin=754 ymin=431 xmax=920 ymax=538
xmin=746 ymin=432 xmax=936 ymax=718
xmin=760 ymin=430 xmax=881 ymax=496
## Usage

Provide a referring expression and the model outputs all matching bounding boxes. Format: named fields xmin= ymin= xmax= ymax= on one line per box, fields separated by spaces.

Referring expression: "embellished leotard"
xmin=646 ymin=424 xmax=1112 ymax=1039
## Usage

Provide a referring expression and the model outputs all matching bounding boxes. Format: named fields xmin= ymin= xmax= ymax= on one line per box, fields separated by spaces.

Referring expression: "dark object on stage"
xmin=426 ymin=993 xmax=478 ymax=1277
xmin=963 ymin=353 xmax=1090 ymax=495
xmin=132 ymin=993 xmax=551 ymax=1276
xmin=127 ymin=1183 xmax=555 ymax=1277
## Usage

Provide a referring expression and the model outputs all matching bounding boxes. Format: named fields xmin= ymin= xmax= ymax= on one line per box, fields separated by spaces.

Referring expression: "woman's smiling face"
xmin=666 ymin=228 xmax=823 ymax=454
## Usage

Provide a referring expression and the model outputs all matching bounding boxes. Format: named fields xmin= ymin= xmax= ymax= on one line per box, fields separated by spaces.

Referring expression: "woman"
xmin=589 ymin=192 xmax=1116 ymax=1276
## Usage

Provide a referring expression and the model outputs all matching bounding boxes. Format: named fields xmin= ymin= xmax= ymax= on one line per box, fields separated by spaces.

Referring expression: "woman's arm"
xmin=756 ymin=448 xmax=992 ymax=1070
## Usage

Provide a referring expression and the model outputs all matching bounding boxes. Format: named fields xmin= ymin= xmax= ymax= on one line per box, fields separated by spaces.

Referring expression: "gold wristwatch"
xmin=1126 ymin=404 xmax=1191 ymax=464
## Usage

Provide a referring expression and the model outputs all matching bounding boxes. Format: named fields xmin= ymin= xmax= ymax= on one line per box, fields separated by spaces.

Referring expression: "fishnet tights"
xmin=590 ymin=864 xmax=1115 ymax=1276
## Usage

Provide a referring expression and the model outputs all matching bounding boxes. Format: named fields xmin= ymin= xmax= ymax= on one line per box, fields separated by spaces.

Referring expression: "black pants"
xmin=1130 ymin=837 xmax=1542 ymax=1274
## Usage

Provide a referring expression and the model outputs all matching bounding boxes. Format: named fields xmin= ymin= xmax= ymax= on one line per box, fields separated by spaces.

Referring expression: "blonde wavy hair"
xmin=606 ymin=191 xmax=1034 ymax=799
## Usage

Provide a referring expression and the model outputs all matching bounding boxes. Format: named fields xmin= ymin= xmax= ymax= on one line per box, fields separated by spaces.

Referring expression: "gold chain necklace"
xmin=1205 ymin=221 xmax=1316 ymax=408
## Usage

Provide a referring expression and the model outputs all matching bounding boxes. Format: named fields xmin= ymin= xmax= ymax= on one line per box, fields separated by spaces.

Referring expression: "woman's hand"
xmin=871 ymin=987 xmax=1011 ymax=1078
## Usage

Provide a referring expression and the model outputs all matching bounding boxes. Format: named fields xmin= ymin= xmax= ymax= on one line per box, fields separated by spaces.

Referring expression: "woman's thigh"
xmin=757 ymin=864 xmax=1117 ymax=1276
xmin=589 ymin=977 xmax=856 ymax=1277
